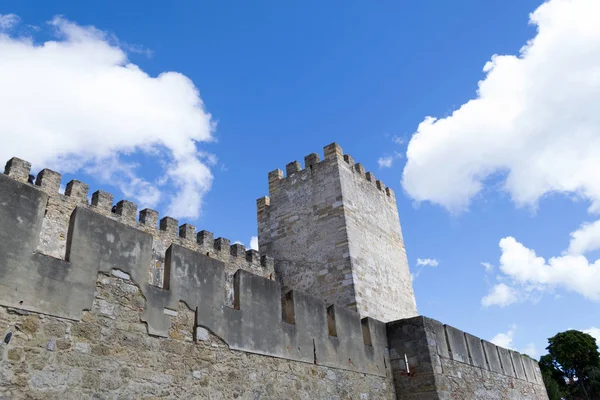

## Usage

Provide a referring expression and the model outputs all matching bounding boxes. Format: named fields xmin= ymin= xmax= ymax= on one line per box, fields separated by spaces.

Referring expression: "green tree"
xmin=540 ymin=354 xmax=567 ymax=400
xmin=540 ymin=330 xmax=600 ymax=400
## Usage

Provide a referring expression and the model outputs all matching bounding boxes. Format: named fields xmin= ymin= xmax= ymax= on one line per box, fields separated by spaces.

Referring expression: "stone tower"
xmin=257 ymin=142 xmax=417 ymax=322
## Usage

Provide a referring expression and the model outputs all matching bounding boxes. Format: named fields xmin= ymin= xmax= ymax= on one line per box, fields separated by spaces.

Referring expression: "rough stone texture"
xmin=437 ymin=357 xmax=549 ymax=400
xmin=0 ymin=273 xmax=395 ymax=399
xmin=258 ymin=143 xmax=417 ymax=322
xmin=385 ymin=317 xmax=549 ymax=400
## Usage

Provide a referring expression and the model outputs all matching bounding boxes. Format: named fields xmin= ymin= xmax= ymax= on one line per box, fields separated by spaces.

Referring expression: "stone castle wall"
xmin=0 ymin=153 xmax=548 ymax=399
xmin=258 ymin=143 xmax=416 ymax=323
xmin=0 ymin=272 xmax=394 ymax=399
xmin=387 ymin=317 xmax=548 ymax=400
xmin=0 ymin=157 xmax=396 ymax=399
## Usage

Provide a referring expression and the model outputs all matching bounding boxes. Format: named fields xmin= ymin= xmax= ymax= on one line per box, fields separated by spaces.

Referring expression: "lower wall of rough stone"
xmin=436 ymin=357 xmax=548 ymax=400
xmin=0 ymin=273 xmax=395 ymax=400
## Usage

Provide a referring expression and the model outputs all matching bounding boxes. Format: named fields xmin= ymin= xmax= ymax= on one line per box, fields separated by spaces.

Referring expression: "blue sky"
xmin=1 ymin=0 xmax=599 ymax=358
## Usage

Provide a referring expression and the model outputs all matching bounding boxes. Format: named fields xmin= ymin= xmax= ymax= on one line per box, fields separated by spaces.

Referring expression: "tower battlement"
xmin=264 ymin=143 xmax=395 ymax=201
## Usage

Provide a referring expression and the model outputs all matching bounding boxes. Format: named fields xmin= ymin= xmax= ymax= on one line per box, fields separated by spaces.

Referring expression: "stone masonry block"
xmin=179 ymin=223 xmax=196 ymax=240
xmin=286 ymin=161 xmax=301 ymax=176
xmin=91 ymin=190 xmax=113 ymax=210
xmin=160 ymin=217 xmax=178 ymax=236
xmin=4 ymin=157 xmax=31 ymax=182
xmin=465 ymin=333 xmax=486 ymax=369
xmin=214 ymin=237 xmax=230 ymax=252
xmin=304 ymin=153 xmax=320 ymax=168
xmin=35 ymin=168 xmax=62 ymax=192
xmin=230 ymin=243 xmax=245 ymax=257
xmin=365 ymin=172 xmax=375 ymax=183
xmin=246 ymin=249 xmax=259 ymax=264
xmin=425 ymin=318 xmax=449 ymax=359
xmin=354 ymin=163 xmax=365 ymax=176
xmin=115 ymin=200 xmax=137 ymax=221
xmin=497 ymin=346 xmax=515 ymax=377
xmin=323 ymin=142 xmax=343 ymax=159
xmin=139 ymin=208 xmax=159 ymax=228
xmin=522 ymin=354 xmax=537 ymax=383
xmin=65 ymin=180 xmax=89 ymax=203
xmin=482 ymin=340 xmax=502 ymax=374
xmin=197 ymin=230 xmax=214 ymax=247
xmin=511 ymin=350 xmax=526 ymax=380
xmin=445 ymin=325 xmax=469 ymax=364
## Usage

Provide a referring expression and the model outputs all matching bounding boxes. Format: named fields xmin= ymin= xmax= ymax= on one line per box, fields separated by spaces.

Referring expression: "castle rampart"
xmin=0 ymin=153 xmax=548 ymax=399
xmin=387 ymin=317 xmax=548 ymax=399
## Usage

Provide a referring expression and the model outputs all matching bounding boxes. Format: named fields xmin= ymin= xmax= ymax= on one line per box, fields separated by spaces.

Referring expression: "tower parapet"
xmin=258 ymin=143 xmax=417 ymax=322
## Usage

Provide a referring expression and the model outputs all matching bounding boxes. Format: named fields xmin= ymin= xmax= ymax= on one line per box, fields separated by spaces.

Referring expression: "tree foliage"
xmin=540 ymin=330 xmax=600 ymax=400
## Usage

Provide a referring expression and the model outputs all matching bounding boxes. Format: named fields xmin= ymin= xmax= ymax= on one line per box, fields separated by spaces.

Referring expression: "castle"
xmin=0 ymin=143 xmax=548 ymax=399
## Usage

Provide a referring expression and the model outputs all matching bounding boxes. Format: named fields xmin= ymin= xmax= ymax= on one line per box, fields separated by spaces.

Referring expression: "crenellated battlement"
xmin=265 ymin=143 xmax=395 ymax=201
xmin=3 ymin=157 xmax=272 ymax=278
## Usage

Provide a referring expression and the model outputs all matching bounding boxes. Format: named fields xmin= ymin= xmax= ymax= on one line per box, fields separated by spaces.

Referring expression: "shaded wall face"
xmin=386 ymin=317 xmax=549 ymax=400
xmin=258 ymin=156 xmax=357 ymax=310
xmin=338 ymin=161 xmax=417 ymax=322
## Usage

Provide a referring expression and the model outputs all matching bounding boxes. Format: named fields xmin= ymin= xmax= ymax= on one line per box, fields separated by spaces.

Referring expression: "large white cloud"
xmin=483 ymin=234 xmax=600 ymax=306
xmin=567 ymin=219 xmax=600 ymax=255
xmin=490 ymin=324 xmax=516 ymax=349
xmin=0 ymin=16 xmax=214 ymax=219
xmin=402 ymin=0 xmax=600 ymax=213
xmin=583 ymin=327 xmax=600 ymax=344
xmin=481 ymin=283 xmax=517 ymax=307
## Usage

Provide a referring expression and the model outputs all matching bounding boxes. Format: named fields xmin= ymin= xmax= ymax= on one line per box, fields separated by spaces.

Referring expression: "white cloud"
xmin=250 ymin=236 xmax=258 ymax=251
xmin=0 ymin=16 xmax=214 ymax=219
xmin=521 ymin=343 xmax=538 ymax=358
xmin=583 ymin=327 xmax=600 ymax=343
xmin=482 ymin=234 xmax=600 ymax=306
xmin=377 ymin=156 xmax=394 ymax=169
xmin=490 ymin=324 xmax=516 ymax=349
xmin=481 ymin=283 xmax=517 ymax=307
xmin=568 ymin=219 xmax=600 ymax=255
xmin=481 ymin=262 xmax=494 ymax=273
xmin=392 ymin=135 xmax=405 ymax=145
xmin=0 ymin=14 xmax=20 ymax=30
xmin=416 ymin=258 xmax=439 ymax=267
xmin=402 ymin=0 xmax=600 ymax=214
